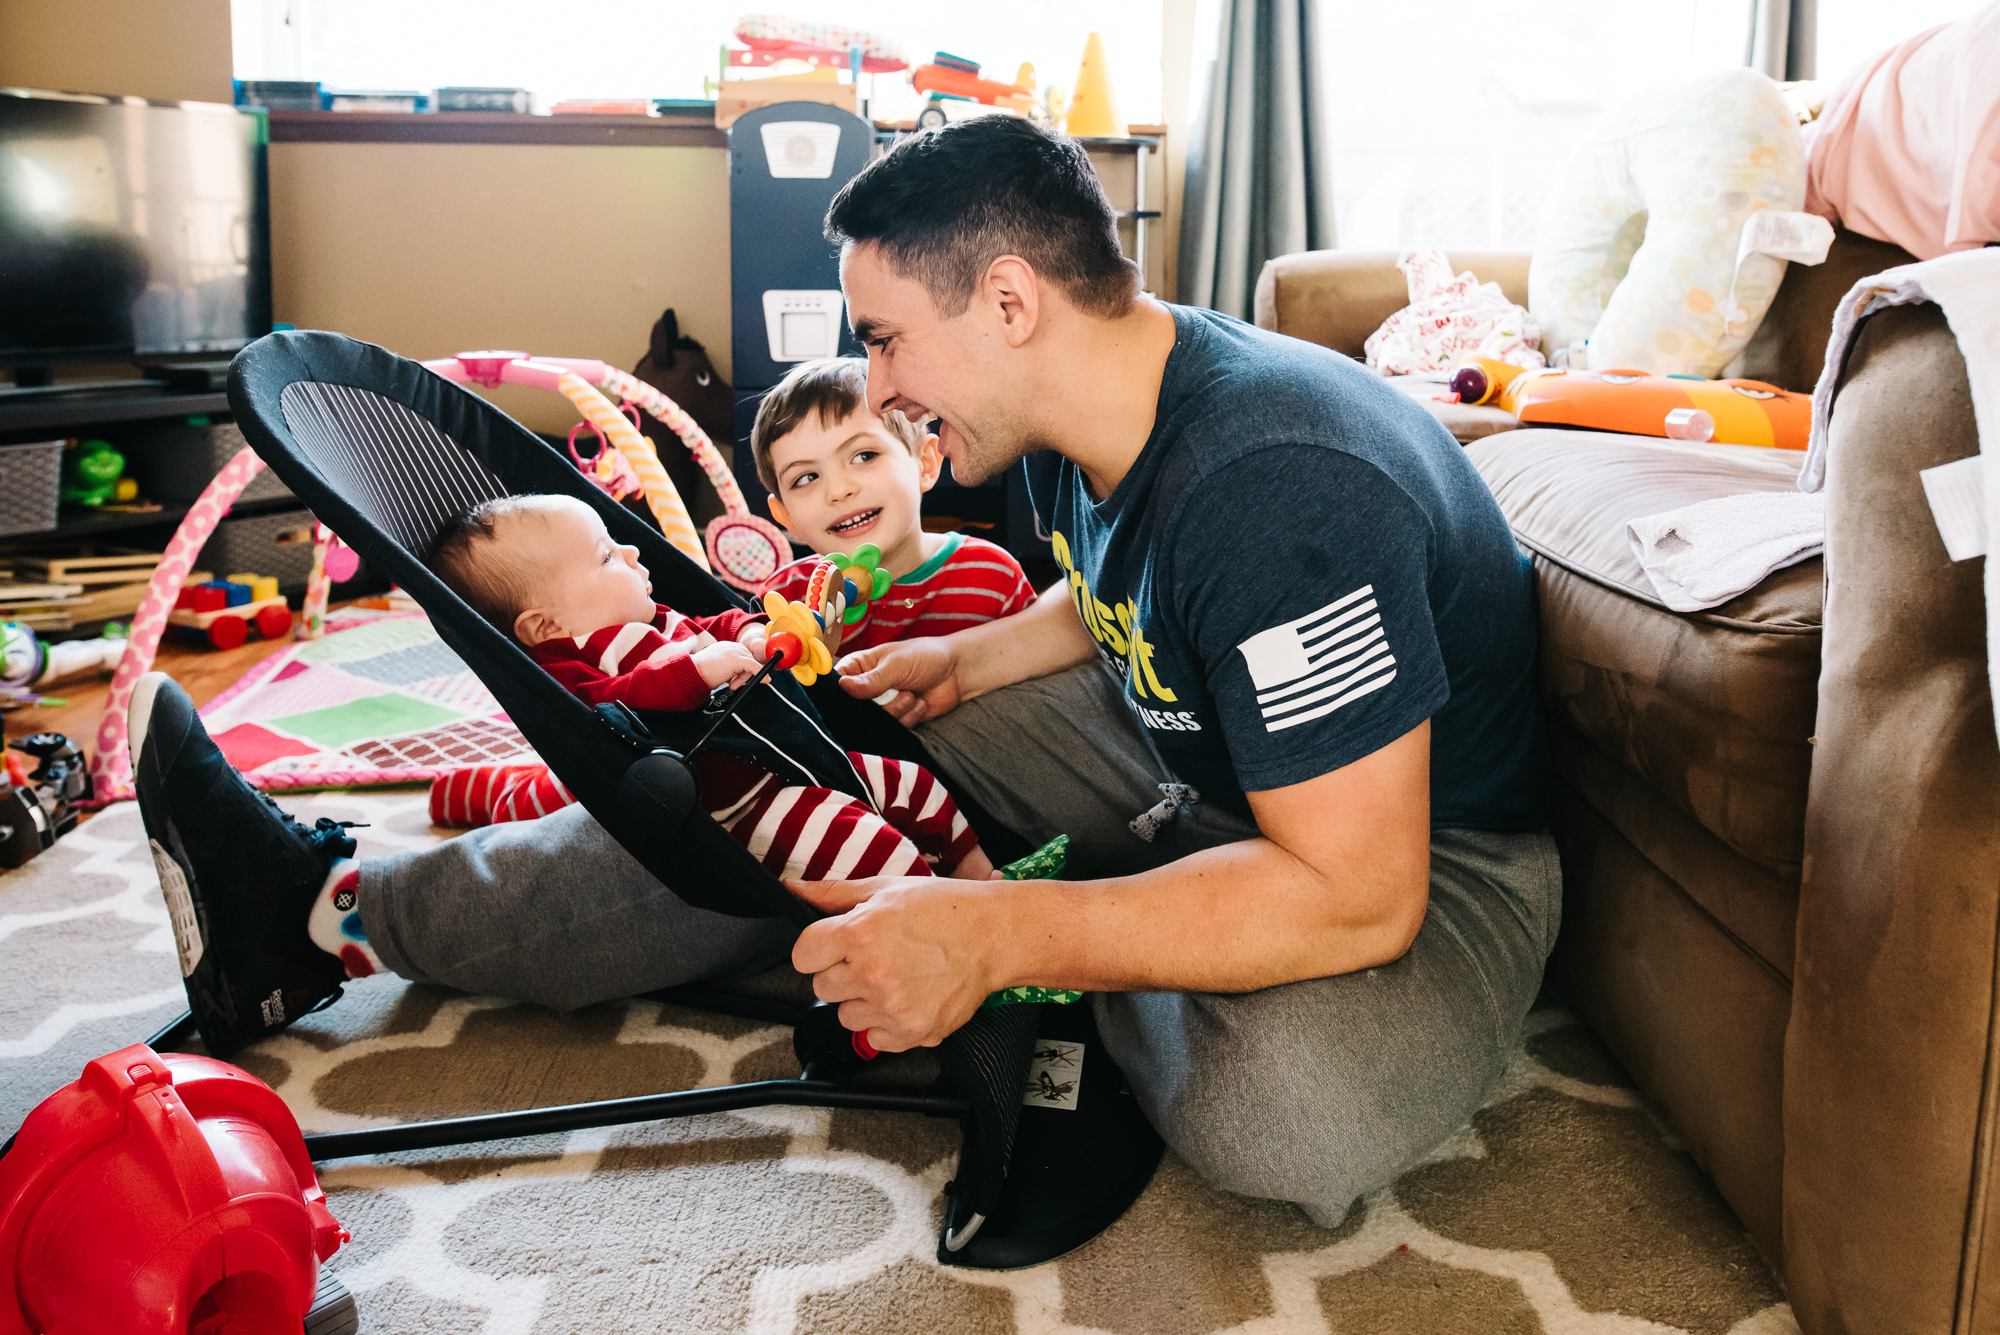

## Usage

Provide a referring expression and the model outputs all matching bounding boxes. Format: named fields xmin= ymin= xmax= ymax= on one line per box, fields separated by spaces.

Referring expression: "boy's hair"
xmin=824 ymin=116 xmax=1138 ymax=320
xmin=750 ymin=357 xmax=924 ymax=493
xmin=428 ymin=494 xmax=557 ymax=635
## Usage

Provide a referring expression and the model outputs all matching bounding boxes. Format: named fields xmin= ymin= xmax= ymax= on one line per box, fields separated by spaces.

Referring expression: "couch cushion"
xmin=1253 ymin=249 xmax=1531 ymax=360
xmin=1466 ymin=429 xmax=1820 ymax=880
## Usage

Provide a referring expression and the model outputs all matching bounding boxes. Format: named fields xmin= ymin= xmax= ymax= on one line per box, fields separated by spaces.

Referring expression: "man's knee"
xmin=1093 ymin=979 xmax=1508 ymax=1218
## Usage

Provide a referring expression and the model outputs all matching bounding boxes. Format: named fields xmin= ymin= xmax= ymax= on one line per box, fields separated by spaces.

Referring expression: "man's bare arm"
xmin=835 ymin=581 xmax=1097 ymax=726
xmin=792 ymin=721 xmax=1433 ymax=1050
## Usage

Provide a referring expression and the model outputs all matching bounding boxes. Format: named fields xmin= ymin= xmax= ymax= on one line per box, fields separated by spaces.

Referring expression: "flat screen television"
xmin=0 ymin=89 xmax=271 ymax=375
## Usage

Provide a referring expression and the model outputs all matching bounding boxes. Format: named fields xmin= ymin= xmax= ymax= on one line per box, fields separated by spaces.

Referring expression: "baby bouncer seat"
xmin=206 ymin=329 xmax=1160 ymax=1269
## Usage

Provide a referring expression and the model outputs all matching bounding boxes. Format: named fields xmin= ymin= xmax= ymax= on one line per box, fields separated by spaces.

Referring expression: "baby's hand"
xmin=737 ymin=622 xmax=769 ymax=662
xmin=692 ymin=642 xmax=759 ymax=690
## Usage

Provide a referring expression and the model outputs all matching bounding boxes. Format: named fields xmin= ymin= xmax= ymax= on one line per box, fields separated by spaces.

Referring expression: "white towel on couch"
xmin=1795 ymin=247 xmax=2000 ymax=728
xmin=1628 ymin=491 xmax=1826 ymax=612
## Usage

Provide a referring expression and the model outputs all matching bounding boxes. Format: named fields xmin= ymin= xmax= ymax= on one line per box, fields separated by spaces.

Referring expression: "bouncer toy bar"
xmin=425 ymin=351 xmax=795 ymax=592
xmin=90 ymin=447 xmax=341 ymax=803
xmin=0 ymin=1044 xmax=349 ymax=1335
xmin=425 ymin=352 xmax=706 ymax=566
xmin=88 ymin=343 xmax=787 ymax=804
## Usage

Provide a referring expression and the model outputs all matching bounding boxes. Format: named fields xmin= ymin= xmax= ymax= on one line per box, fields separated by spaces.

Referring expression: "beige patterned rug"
xmin=2 ymin=792 xmax=1796 ymax=1334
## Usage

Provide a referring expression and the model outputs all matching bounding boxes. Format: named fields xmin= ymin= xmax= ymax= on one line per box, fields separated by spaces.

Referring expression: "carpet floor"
xmin=2 ymin=792 xmax=1796 ymax=1334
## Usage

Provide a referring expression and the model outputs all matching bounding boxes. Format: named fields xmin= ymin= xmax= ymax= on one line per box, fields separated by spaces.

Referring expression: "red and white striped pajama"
xmin=431 ymin=606 xmax=979 ymax=879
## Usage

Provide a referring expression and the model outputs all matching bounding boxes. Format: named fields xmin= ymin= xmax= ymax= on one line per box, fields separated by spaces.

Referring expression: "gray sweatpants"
xmin=362 ymin=662 xmax=1560 ymax=1225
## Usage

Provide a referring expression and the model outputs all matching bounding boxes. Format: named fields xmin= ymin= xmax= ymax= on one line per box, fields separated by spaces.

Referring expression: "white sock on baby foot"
xmin=306 ymin=858 xmax=384 ymax=978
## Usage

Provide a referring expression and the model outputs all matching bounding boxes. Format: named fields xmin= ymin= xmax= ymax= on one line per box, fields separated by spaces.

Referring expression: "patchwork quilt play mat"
xmin=198 ymin=609 xmax=540 ymax=790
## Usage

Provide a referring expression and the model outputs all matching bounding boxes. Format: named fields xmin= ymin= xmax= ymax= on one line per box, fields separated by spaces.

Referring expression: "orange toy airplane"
xmin=911 ymin=53 xmax=1035 ymax=113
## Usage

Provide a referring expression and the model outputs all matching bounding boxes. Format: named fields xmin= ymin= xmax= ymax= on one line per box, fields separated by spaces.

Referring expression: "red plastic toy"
xmin=0 ymin=1044 xmax=348 ymax=1335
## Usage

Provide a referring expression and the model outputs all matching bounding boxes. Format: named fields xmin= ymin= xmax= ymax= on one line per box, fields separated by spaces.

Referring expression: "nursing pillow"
xmin=1530 ymin=69 xmax=1826 ymax=379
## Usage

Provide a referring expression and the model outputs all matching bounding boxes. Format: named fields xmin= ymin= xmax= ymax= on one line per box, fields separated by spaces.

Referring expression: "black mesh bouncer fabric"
xmin=934 ymin=1001 xmax=1039 ymax=1220
xmin=227 ymin=331 xmax=861 ymax=923
xmin=228 ymin=331 xmax=1059 ymax=1243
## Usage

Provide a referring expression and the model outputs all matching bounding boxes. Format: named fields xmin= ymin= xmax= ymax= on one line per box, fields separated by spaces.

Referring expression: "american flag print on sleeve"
xmin=1236 ymin=584 xmax=1398 ymax=733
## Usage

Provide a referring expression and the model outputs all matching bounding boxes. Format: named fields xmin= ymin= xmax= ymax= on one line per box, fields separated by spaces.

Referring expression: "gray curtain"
xmin=1177 ymin=0 xmax=1336 ymax=318
xmin=1748 ymin=0 xmax=1817 ymax=79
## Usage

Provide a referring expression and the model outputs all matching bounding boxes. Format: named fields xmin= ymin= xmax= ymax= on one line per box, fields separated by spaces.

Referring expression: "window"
xmin=1814 ymin=0 xmax=1985 ymax=84
xmin=1312 ymin=0 xmax=1988 ymax=253
xmin=231 ymin=1 xmax=1163 ymax=126
xmin=1317 ymin=0 xmax=1758 ymax=251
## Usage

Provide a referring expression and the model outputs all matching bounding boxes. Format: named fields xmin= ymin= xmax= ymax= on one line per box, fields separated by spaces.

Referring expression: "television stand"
xmin=0 ymin=382 xmax=230 ymax=435
xmin=137 ymin=360 xmax=237 ymax=391
xmin=0 ymin=377 xmax=158 ymax=403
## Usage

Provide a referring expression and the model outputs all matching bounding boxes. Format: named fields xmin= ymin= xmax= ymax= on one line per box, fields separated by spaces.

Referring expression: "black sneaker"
xmin=130 ymin=672 xmax=358 ymax=1056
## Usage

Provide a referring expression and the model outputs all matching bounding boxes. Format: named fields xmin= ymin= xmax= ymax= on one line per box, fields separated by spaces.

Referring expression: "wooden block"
xmin=0 ymin=583 xmax=86 ymax=603
xmin=12 ymin=546 xmax=164 ymax=585
xmin=64 ymin=581 xmax=151 ymax=624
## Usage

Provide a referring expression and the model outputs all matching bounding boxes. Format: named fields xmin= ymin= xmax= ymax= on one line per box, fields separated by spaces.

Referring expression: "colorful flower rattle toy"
xmin=760 ymin=557 xmax=849 ymax=686
xmin=824 ymin=544 xmax=892 ymax=625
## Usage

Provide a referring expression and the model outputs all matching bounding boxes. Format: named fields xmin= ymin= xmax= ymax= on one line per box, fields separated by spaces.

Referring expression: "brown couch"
xmin=1256 ymin=237 xmax=1993 ymax=1334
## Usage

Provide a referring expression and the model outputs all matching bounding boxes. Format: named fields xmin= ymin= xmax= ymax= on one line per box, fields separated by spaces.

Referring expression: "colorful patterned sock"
xmin=304 ymin=858 xmax=383 ymax=979
xmin=986 ymin=836 xmax=1082 ymax=1007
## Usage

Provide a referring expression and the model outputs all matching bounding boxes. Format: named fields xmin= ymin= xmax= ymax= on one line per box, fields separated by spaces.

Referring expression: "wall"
xmin=1159 ymin=0 xmax=1197 ymax=298
xmin=268 ymin=142 xmax=733 ymax=433
xmin=1 ymin=0 xmax=1193 ymax=428
xmin=0 ymin=0 xmax=232 ymax=103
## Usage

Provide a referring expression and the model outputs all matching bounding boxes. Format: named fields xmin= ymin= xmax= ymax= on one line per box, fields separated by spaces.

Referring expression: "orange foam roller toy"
xmin=1498 ymin=369 xmax=1811 ymax=450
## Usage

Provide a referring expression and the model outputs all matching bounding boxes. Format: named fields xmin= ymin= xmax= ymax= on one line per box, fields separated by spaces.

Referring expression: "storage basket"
xmin=0 ymin=440 xmax=63 ymax=538
xmin=141 ymin=419 xmax=294 ymax=505
xmin=195 ymin=508 xmax=320 ymax=590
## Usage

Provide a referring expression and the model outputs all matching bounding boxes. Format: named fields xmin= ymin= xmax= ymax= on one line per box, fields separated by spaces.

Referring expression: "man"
xmin=134 ymin=116 xmax=1554 ymax=1227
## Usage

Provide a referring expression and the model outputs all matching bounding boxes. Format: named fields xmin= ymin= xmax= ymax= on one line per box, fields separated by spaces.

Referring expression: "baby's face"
xmin=510 ymin=498 xmax=655 ymax=641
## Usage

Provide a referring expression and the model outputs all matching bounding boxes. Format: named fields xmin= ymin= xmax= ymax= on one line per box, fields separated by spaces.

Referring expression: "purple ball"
xmin=1449 ymin=365 xmax=1489 ymax=404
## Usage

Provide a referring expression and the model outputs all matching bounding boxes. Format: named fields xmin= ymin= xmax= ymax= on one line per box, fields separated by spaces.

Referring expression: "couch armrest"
xmin=1253 ymin=249 xmax=1531 ymax=358
xmin=1786 ymin=302 xmax=1994 ymax=1332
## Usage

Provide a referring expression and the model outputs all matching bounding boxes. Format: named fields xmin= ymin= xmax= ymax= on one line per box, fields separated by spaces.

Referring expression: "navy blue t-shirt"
xmin=1023 ymin=305 xmax=1547 ymax=830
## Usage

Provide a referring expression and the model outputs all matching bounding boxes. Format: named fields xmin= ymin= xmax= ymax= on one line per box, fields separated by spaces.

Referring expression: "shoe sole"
xmin=130 ymin=671 xmax=348 ymax=1054
xmin=129 ymin=673 xmax=216 ymax=1003
xmin=128 ymin=671 xmax=169 ymax=780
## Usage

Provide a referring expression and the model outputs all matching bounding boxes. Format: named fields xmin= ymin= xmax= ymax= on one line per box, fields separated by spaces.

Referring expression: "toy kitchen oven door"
xmin=728 ymin=102 xmax=873 ymax=523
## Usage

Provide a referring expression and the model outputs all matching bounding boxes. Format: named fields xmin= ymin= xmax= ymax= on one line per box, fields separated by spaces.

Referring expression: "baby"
xmin=751 ymin=357 xmax=1036 ymax=653
xmin=428 ymin=492 xmax=996 ymax=882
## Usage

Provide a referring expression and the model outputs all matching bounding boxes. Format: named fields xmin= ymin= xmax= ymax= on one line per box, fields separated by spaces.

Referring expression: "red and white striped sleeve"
xmin=529 ymin=617 xmax=712 ymax=712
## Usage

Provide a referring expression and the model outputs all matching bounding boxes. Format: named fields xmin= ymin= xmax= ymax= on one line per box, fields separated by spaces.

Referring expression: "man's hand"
xmin=835 ymin=583 xmax=1099 ymax=727
xmin=789 ymin=875 xmax=1002 ymax=1052
xmin=835 ymin=637 xmax=962 ymax=726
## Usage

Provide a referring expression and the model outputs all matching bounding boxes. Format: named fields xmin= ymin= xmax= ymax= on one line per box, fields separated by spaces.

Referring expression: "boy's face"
xmin=508 ymin=497 xmax=655 ymax=643
xmin=765 ymin=407 xmax=941 ymax=566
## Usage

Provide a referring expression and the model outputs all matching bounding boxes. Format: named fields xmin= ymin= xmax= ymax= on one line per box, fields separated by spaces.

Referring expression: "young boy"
xmin=751 ymin=358 xmax=1035 ymax=652
xmin=415 ymin=494 xmax=996 ymax=900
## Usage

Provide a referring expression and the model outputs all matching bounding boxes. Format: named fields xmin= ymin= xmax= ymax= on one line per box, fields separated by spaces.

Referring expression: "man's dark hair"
xmin=825 ymin=116 xmax=1139 ymax=319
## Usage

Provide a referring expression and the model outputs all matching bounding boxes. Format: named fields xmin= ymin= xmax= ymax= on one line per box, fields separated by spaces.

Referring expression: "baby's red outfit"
xmin=430 ymin=604 xmax=978 ymax=880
